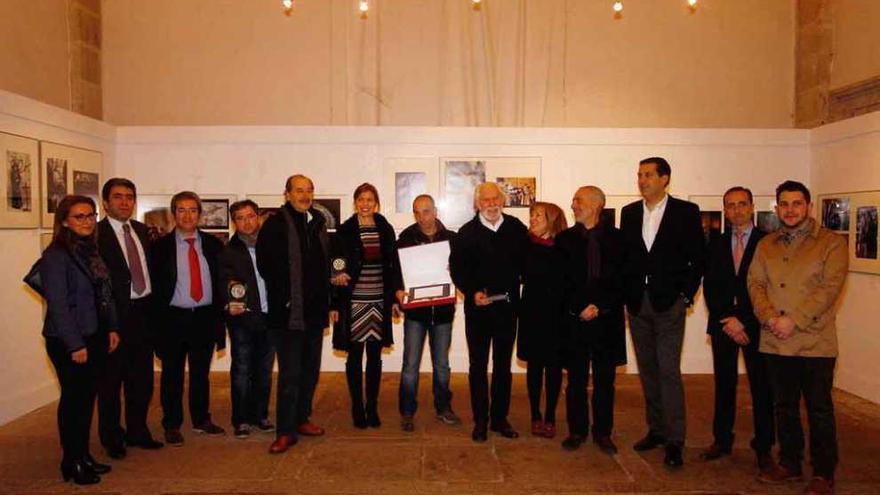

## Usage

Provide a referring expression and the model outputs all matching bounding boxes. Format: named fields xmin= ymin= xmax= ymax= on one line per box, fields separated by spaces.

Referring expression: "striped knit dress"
xmin=350 ymin=224 xmax=384 ymax=342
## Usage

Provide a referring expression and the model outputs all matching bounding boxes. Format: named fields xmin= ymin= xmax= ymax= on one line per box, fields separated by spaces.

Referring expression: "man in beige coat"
xmin=748 ymin=181 xmax=848 ymax=495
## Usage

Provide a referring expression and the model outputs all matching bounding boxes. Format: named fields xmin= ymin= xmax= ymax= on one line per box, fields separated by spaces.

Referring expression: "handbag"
xmin=23 ymin=258 xmax=44 ymax=296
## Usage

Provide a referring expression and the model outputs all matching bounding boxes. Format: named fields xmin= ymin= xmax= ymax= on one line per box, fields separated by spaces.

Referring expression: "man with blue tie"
xmin=700 ymin=187 xmax=775 ymax=475
xmin=152 ymin=191 xmax=226 ymax=446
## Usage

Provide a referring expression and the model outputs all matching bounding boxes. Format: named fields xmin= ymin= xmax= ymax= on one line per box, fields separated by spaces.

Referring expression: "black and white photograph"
xmin=443 ymin=160 xmax=486 ymax=226
xmin=143 ymin=208 xmax=175 ymax=241
xmin=198 ymin=198 xmax=230 ymax=229
xmin=496 ymin=176 xmax=536 ymax=208
xmin=856 ymin=206 xmax=878 ymax=260
xmin=314 ymin=197 xmax=342 ymax=231
xmin=73 ymin=170 xmax=99 ymax=206
xmin=6 ymin=150 xmax=32 ymax=212
xmin=757 ymin=210 xmax=781 ymax=233
xmin=395 ymin=172 xmax=426 ymax=213
xmin=700 ymin=210 xmax=723 ymax=243
xmin=822 ymin=196 xmax=850 ymax=232
xmin=46 ymin=158 xmax=67 ymax=214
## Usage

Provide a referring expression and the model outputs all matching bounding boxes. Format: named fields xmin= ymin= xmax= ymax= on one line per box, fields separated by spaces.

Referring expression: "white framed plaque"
xmin=398 ymin=241 xmax=456 ymax=309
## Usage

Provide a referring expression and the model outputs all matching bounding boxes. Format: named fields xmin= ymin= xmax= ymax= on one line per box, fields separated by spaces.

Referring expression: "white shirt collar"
xmin=643 ymin=193 xmax=669 ymax=213
xmin=107 ymin=215 xmax=129 ymax=233
xmin=479 ymin=213 xmax=504 ymax=232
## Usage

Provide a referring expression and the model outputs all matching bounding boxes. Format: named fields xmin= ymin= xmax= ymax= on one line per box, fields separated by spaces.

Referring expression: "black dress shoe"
xmin=472 ymin=424 xmax=488 ymax=442
xmin=664 ymin=444 xmax=684 ymax=468
xmin=699 ymin=443 xmax=732 ymax=461
xmin=105 ymin=444 xmax=127 ymax=460
xmin=366 ymin=411 xmax=382 ymax=428
xmin=593 ymin=435 xmax=619 ymax=455
xmin=490 ymin=421 xmax=519 ymax=439
xmin=128 ymin=437 xmax=164 ymax=449
xmin=61 ymin=460 xmax=100 ymax=485
xmin=352 ymin=407 xmax=368 ymax=429
xmin=82 ymin=454 xmax=111 ymax=474
xmin=633 ymin=432 xmax=666 ymax=451
xmin=561 ymin=435 xmax=585 ymax=451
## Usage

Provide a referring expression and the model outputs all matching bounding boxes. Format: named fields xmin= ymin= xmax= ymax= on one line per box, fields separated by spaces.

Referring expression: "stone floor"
xmin=1 ymin=373 xmax=879 ymax=494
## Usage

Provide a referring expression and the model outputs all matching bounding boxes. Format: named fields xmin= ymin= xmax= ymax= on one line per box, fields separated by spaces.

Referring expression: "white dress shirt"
xmin=108 ymin=216 xmax=152 ymax=299
xmin=642 ymin=193 xmax=669 ymax=253
xmin=479 ymin=213 xmax=505 ymax=232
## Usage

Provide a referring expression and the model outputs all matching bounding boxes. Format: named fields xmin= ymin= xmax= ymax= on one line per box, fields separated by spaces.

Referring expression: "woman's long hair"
xmin=530 ymin=202 xmax=568 ymax=238
xmin=50 ymin=195 xmax=98 ymax=251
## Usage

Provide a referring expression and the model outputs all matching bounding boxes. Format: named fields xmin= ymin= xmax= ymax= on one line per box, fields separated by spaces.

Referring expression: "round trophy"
xmin=332 ymin=257 xmax=347 ymax=277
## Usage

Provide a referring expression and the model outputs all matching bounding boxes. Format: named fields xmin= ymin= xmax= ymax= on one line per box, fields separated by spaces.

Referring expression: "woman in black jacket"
xmin=40 ymin=195 xmax=119 ymax=484
xmin=517 ymin=202 xmax=567 ymax=439
xmin=332 ymin=183 xmax=400 ymax=428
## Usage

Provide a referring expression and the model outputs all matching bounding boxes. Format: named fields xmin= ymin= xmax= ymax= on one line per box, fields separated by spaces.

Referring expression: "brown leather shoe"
xmin=296 ymin=422 xmax=326 ymax=437
xmin=268 ymin=435 xmax=297 ymax=454
xmin=804 ymin=476 xmax=834 ymax=495
xmin=756 ymin=462 xmax=803 ymax=484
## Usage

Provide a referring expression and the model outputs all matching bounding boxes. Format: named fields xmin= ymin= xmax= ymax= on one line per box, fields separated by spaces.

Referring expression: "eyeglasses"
xmin=68 ymin=213 xmax=97 ymax=222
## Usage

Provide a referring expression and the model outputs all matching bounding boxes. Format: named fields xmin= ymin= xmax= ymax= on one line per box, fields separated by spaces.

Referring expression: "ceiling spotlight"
xmin=472 ymin=0 xmax=482 ymax=11
xmin=281 ymin=0 xmax=293 ymax=16
xmin=688 ymin=0 xmax=698 ymax=6
xmin=359 ymin=0 xmax=369 ymax=18
xmin=612 ymin=1 xmax=623 ymax=13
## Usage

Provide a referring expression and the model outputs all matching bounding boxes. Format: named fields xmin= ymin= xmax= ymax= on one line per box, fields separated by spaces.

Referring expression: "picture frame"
xmin=817 ymin=194 xmax=851 ymax=235
xmin=843 ymin=191 xmax=880 ymax=275
xmin=440 ymin=157 xmax=541 ymax=228
xmin=39 ymin=141 xmax=102 ymax=228
xmin=753 ymin=195 xmax=779 ymax=234
xmin=0 ymin=132 xmax=40 ymax=228
xmin=689 ymin=195 xmax=725 ymax=243
xmin=382 ymin=158 xmax=439 ymax=230
xmin=199 ymin=198 xmax=230 ymax=230
xmin=136 ymin=194 xmax=175 ymax=240
xmin=602 ymin=195 xmax=642 ymax=229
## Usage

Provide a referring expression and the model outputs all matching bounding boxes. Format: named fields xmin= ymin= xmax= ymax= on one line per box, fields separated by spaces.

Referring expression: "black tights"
xmin=345 ymin=340 xmax=383 ymax=413
xmin=527 ymin=361 xmax=562 ymax=424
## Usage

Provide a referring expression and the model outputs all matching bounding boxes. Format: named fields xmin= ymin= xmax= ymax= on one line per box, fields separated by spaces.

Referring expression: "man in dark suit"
xmin=556 ymin=186 xmax=626 ymax=455
xmin=450 ymin=182 xmax=529 ymax=442
xmin=700 ymin=186 xmax=775 ymax=473
xmin=620 ymin=157 xmax=704 ymax=468
xmin=219 ymin=200 xmax=276 ymax=440
xmin=152 ymin=191 xmax=227 ymax=446
xmin=96 ymin=178 xmax=164 ymax=458
xmin=256 ymin=175 xmax=333 ymax=454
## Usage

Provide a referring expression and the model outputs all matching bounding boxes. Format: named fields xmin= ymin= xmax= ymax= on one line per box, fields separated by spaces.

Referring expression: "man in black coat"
xmin=218 ymin=200 xmax=276 ymax=440
xmin=394 ymin=194 xmax=460 ymax=431
xmin=152 ymin=191 xmax=227 ymax=446
xmin=450 ymin=182 xmax=529 ymax=442
xmin=620 ymin=157 xmax=705 ymax=468
xmin=96 ymin=178 xmax=164 ymax=458
xmin=556 ymin=186 xmax=626 ymax=455
xmin=256 ymin=174 xmax=332 ymax=454
xmin=700 ymin=187 xmax=775 ymax=473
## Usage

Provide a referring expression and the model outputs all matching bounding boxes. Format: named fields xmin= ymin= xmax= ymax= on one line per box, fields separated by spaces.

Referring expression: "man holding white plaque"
xmin=450 ymin=182 xmax=529 ymax=442
xmin=395 ymin=195 xmax=461 ymax=432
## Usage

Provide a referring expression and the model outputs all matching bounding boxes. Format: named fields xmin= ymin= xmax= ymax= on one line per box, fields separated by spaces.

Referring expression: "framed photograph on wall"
xmin=137 ymin=194 xmax=174 ymax=240
xmin=753 ymin=195 xmax=779 ymax=234
xmin=818 ymin=194 xmax=851 ymax=234
xmin=314 ymin=196 xmax=345 ymax=232
xmin=246 ymin=194 xmax=284 ymax=222
xmin=689 ymin=195 xmax=725 ymax=243
xmin=40 ymin=142 xmax=102 ymax=227
xmin=845 ymin=191 xmax=880 ymax=274
xmin=382 ymin=158 xmax=438 ymax=229
xmin=440 ymin=157 xmax=541 ymax=228
xmin=0 ymin=132 xmax=39 ymax=228
xmin=198 ymin=198 xmax=230 ymax=230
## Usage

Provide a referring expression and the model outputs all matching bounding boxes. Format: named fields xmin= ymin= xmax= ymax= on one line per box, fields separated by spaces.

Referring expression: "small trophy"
xmin=228 ymin=280 xmax=248 ymax=314
xmin=331 ymin=257 xmax=347 ymax=277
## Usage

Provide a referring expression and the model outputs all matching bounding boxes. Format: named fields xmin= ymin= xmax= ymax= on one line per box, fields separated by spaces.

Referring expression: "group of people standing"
xmin=36 ymin=156 xmax=847 ymax=495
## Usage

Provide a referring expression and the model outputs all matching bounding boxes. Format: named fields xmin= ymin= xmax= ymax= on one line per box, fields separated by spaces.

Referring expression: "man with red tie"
xmin=152 ymin=191 xmax=227 ymax=446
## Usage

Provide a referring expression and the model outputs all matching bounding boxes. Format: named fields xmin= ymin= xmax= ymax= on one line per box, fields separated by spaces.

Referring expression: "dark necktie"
xmin=123 ymin=224 xmax=146 ymax=295
xmin=185 ymin=238 xmax=203 ymax=302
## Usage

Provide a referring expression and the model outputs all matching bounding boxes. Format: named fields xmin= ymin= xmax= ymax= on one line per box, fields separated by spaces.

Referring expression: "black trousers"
xmin=565 ymin=341 xmax=617 ymax=438
xmin=526 ymin=360 xmax=562 ymax=424
xmin=628 ymin=294 xmax=687 ymax=446
xmin=98 ymin=297 xmax=156 ymax=447
xmin=709 ymin=331 xmax=775 ymax=453
xmin=46 ymin=334 xmax=104 ymax=465
xmin=275 ymin=325 xmax=323 ymax=437
xmin=159 ymin=307 xmax=217 ymax=430
xmin=345 ymin=340 xmax=383 ymax=414
xmin=766 ymin=354 xmax=838 ymax=479
xmin=464 ymin=303 xmax=516 ymax=426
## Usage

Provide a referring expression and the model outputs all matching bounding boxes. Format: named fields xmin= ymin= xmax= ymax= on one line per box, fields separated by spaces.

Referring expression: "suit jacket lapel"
xmin=650 ymin=196 xmax=674 ymax=252
xmin=100 ymin=219 xmax=130 ymax=276
xmin=633 ymin=202 xmax=649 ymax=253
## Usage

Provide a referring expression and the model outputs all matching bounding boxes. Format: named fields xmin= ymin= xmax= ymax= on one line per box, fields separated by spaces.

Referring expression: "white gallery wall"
xmin=0 ymin=91 xmax=116 ymax=425
xmin=112 ymin=125 xmax=811 ymax=375
xmin=811 ymin=112 xmax=880 ymax=404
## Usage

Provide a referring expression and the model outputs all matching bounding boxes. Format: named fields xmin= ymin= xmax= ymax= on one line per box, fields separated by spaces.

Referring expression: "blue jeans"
xmin=398 ymin=319 xmax=453 ymax=416
xmin=229 ymin=313 xmax=276 ymax=427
